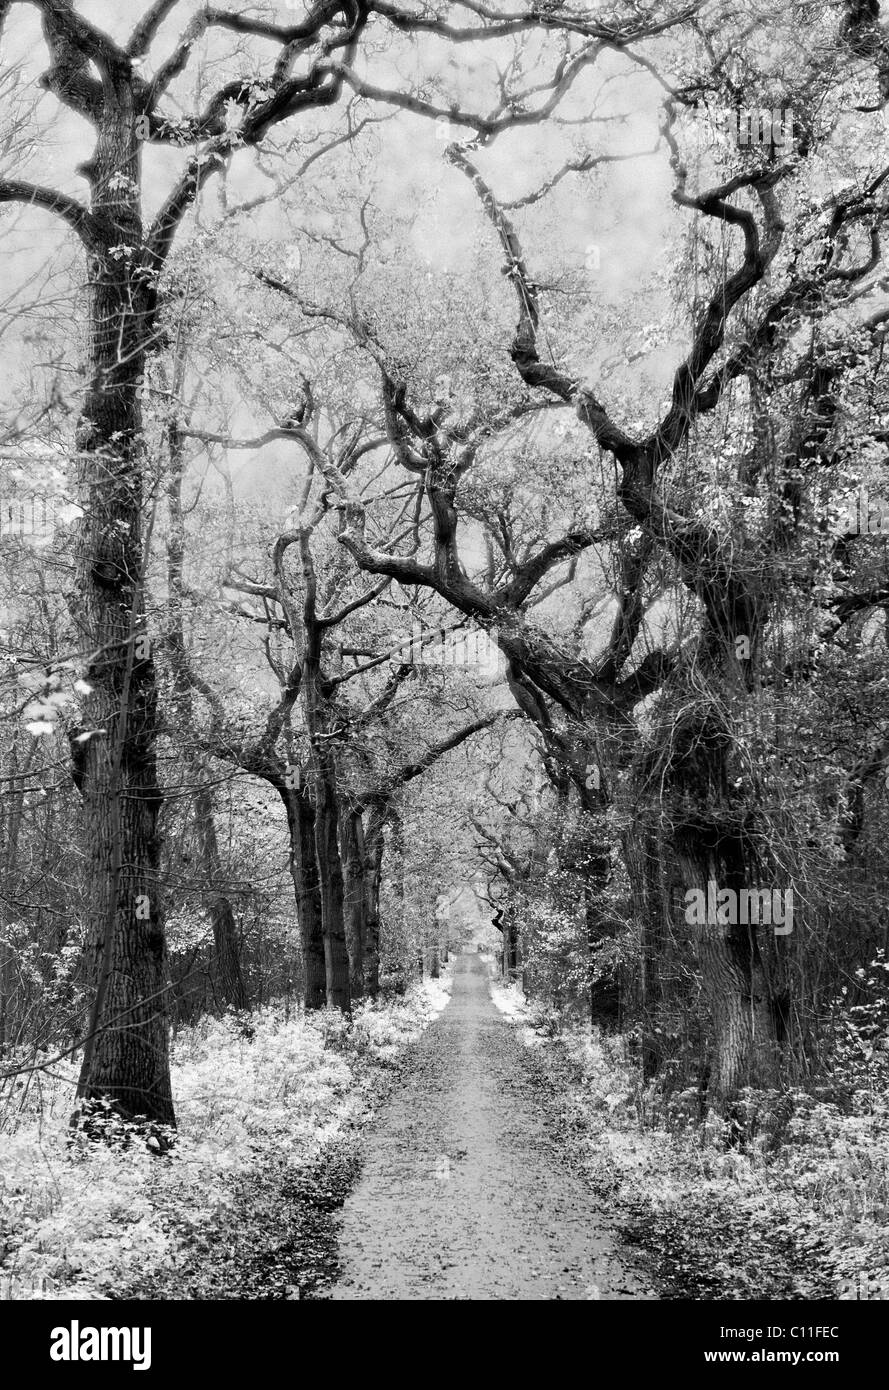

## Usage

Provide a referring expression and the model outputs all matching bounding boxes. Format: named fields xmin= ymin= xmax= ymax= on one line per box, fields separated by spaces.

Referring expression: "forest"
xmin=0 ymin=0 xmax=888 ymax=1308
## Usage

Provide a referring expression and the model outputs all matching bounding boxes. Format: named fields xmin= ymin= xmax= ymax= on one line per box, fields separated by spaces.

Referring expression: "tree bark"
xmin=72 ymin=106 xmax=173 ymax=1126
xmin=341 ymin=807 xmax=366 ymax=999
xmin=192 ymin=780 xmax=248 ymax=1011
xmin=362 ymin=805 xmax=385 ymax=998
xmin=674 ymin=837 xmax=779 ymax=1105
xmin=631 ymin=827 xmax=666 ymax=1081
xmin=297 ymin=531 xmax=351 ymax=1012
xmin=281 ymin=785 xmax=326 ymax=1010
xmin=310 ymin=746 xmax=350 ymax=1011
xmin=0 ymin=743 xmax=30 ymax=1057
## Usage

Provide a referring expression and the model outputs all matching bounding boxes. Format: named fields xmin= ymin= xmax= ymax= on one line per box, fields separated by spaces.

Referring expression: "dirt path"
xmin=325 ymin=954 xmax=651 ymax=1300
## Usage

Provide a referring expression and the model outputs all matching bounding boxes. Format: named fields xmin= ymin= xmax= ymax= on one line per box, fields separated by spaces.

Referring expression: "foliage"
xmin=495 ymin=984 xmax=889 ymax=1301
xmin=0 ymin=978 xmax=450 ymax=1300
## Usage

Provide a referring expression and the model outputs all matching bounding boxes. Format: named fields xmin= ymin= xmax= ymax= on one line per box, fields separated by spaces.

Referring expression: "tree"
xmin=445 ymin=1 xmax=889 ymax=1102
xmin=162 ymin=347 xmax=249 ymax=1011
xmin=2 ymin=0 xmax=690 ymax=1120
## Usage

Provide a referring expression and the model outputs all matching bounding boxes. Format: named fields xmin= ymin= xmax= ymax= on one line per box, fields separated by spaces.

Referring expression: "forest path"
xmin=324 ymin=954 xmax=651 ymax=1300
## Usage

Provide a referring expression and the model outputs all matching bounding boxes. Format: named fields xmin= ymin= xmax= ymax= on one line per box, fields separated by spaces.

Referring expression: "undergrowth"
xmin=490 ymin=980 xmax=889 ymax=1301
xmin=0 ymin=977 xmax=451 ymax=1300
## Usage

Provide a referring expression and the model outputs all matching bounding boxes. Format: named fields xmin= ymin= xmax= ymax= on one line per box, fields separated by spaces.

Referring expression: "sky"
xmin=4 ymin=4 xmax=886 ymax=596
xmin=0 ymin=4 xmax=796 ymax=660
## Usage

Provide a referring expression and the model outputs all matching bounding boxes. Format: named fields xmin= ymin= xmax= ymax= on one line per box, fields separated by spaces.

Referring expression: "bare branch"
xmin=0 ymin=178 xmax=95 ymax=245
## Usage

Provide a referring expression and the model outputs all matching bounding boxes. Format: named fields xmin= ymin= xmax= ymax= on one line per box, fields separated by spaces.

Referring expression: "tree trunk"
xmin=581 ymin=847 xmax=621 ymax=1031
xmin=632 ymin=827 xmax=666 ymax=1081
xmin=312 ymin=763 xmax=350 ymax=1011
xmin=653 ymin=635 xmax=782 ymax=1109
xmin=675 ymin=841 xmax=778 ymax=1106
xmin=298 ymin=532 xmax=350 ymax=1013
xmin=505 ymin=914 xmax=520 ymax=980
xmin=363 ymin=806 xmax=385 ymax=999
xmin=340 ymin=807 xmax=366 ymax=999
xmin=165 ymin=390 xmax=248 ymax=1014
xmin=282 ymin=785 xmax=326 ymax=1010
xmin=192 ymin=781 xmax=248 ymax=1011
xmin=72 ymin=112 xmax=173 ymax=1126
xmin=389 ymin=802 xmax=407 ymax=978
xmin=0 ymin=743 xmax=30 ymax=1057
